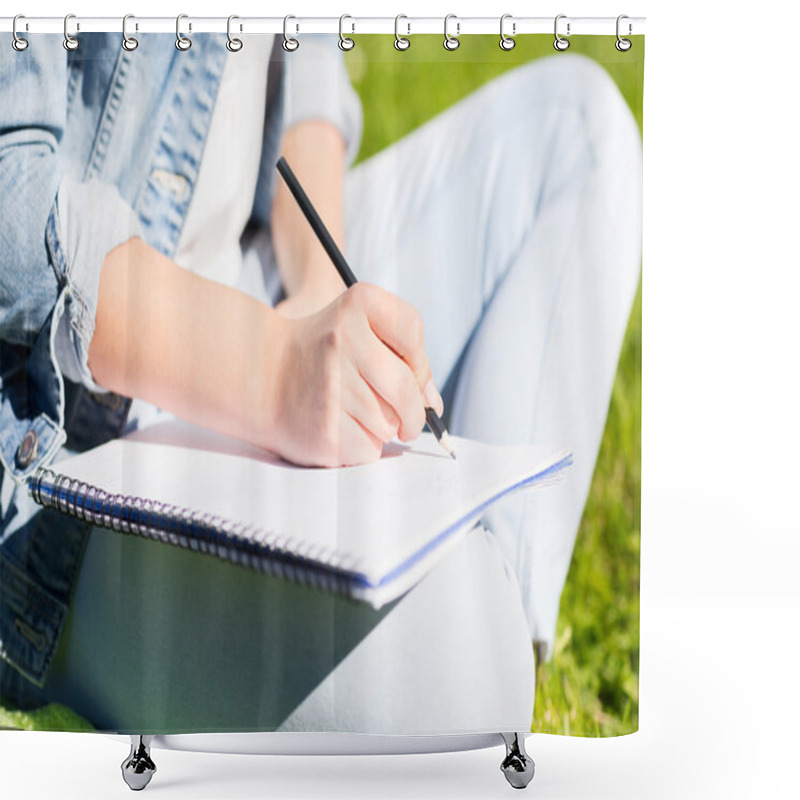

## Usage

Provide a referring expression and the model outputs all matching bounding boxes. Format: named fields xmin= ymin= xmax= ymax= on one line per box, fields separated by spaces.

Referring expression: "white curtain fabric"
xmin=0 ymin=31 xmax=642 ymax=740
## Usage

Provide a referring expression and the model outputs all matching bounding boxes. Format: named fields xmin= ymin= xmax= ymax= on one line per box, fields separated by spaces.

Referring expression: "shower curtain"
xmin=0 ymin=24 xmax=643 ymax=749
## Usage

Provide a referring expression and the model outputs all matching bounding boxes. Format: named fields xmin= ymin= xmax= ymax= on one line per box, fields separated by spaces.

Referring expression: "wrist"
xmin=250 ymin=306 xmax=293 ymax=453
xmin=276 ymin=262 xmax=345 ymax=319
xmin=298 ymin=253 xmax=346 ymax=298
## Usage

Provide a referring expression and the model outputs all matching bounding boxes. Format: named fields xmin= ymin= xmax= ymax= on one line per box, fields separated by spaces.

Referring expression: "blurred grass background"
xmin=1 ymin=34 xmax=642 ymax=735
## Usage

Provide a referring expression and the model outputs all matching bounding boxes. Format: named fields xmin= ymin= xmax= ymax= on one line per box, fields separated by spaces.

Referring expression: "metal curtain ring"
xmin=226 ymin=15 xmax=242 ymax=52
xmin=63 ymin=13 xmax=79 ymax=50
xmin=12 ymin=14 xmax=29 ymax=51
xmin=283 ymin=15 xmax=299 ymax=51
xmin=499 ymin=14 xmax=515 ymax=51
xmin=443 ymin=14 xmax=460 ymax=51
xmin=616 ymin=14 xmax=632 ymax=51
xmin=554 ymin=14 xmax=570 ymax=51
xmin=122 ymin=14 xmax=138 ymax=51
xmin=394 ymin=15 xmax=410 ymax=51
xmin=339 ymin=14 xmax=355 ymax=51
xmin=176 ymin=14 xmax=192 ymax=51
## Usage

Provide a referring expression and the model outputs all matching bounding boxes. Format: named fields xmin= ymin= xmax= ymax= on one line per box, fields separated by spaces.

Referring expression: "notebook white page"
xmin=48 ymin=418 xmax=571 ymax=606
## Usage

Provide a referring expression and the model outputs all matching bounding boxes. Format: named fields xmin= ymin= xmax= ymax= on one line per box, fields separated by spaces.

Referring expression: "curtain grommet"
xmin=339 ymin=14 xmax=355 ymax=51
xmin=283 ymin=15 xmax=299 ymax=52
xmin=554 ymin=15 xmax=571 ymax=51
xmin=12 ymin=14 xmax=29 ymax=51
xmin=226 ymin=15 xmax=243 ymax=52
xmin=121 ymin=14 xmax=138 ymax=51
xmin=63 ymin=14 xmax=79 ymax=51
xmin=175 ymin=14 xmax=192 ymax=51
xmin=616 ymin=15 xmax=632 ymax=51
xmin=444 ymin=14 xmax=460 ymax=51
xmin=394 ymin=15 xmax=410 ymax=51
xmin=499 ymin=14 xmax=515 ymax=51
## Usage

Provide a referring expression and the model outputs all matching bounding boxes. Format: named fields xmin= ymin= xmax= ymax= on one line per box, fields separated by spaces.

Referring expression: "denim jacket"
xmin=0 ymin=32 xmax=362 ymax=693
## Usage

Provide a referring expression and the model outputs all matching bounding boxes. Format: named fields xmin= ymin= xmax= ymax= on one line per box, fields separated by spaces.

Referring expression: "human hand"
xmin=260 ymin=283 xmax=444 ymax=467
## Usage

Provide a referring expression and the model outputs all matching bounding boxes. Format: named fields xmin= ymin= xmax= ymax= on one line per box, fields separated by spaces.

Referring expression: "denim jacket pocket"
xmin=0 ymin=499 xmax=91 ymax=689
xmin=0 ymin=550 xmax=69 ymax=688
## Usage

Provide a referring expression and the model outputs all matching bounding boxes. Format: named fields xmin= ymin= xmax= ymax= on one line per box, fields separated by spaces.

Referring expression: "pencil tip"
xmin=438 ymin=430 xmax=456 ymax=460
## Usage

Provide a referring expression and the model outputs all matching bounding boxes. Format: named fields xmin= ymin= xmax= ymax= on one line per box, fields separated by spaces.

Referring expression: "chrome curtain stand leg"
xmin=500 ymin=732 xmax=535 ymax=789
xmin=121 ymin=735 xmax=157 ymax=791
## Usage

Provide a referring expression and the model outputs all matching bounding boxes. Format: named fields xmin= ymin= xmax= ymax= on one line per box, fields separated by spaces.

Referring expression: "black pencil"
xmin=276 ymin=156 xmax=456 ymax=460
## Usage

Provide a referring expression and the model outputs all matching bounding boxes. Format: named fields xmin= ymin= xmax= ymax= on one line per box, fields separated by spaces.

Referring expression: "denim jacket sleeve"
xmin=0 ymin=37 xmax=143 ymax=486
xmin=282 ymin=35 xmax=363 ymax=164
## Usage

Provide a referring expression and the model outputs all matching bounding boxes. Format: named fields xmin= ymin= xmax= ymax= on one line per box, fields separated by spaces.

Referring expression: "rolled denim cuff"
xmin=48 ymin=175 xmax=144 ymax=395
xmin=283 ymin=35 xmax=364 ymax=165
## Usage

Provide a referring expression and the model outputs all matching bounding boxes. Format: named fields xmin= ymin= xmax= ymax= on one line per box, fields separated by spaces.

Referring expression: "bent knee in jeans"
xmin=279 ymin=523 xmax=536 ymax=735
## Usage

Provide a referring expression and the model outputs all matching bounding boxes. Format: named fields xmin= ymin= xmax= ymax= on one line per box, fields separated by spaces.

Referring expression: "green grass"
xmin=0 ymin=700 xmax=94 ymax=732
xmin=533 ymin=284 xmax=641 ymax=736
xmin=1 ymin=34 xmax=642 ymax=735
xmin=345 ymin=34 xmax=644 ymax=163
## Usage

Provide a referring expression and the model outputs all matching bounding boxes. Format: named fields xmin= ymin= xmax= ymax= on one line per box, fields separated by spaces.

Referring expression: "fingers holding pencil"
xmin=346 ymin=282 xmax=444 ymax=415
xmin=267 ymin=287 xmax=440 ymax=466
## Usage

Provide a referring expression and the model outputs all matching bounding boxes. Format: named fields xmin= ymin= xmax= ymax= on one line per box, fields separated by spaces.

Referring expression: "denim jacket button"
xmin=150 ymin=168 xmax=190 ymax=201
xmin=16 ymin=429 xmax=39 ymax=468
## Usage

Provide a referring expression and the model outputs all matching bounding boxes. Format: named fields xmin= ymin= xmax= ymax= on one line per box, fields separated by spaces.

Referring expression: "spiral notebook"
xmin=27 ymin=418 xmax=571 ymax=608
